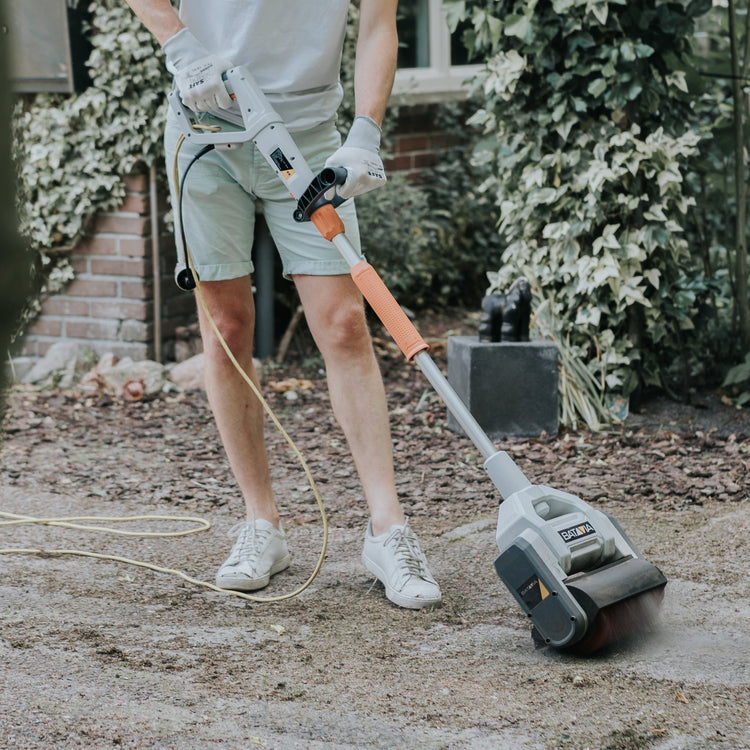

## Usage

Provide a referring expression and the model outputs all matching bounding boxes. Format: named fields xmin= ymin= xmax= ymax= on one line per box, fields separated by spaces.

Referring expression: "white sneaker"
xmin=215 ymin=519 xmax=290 ymax=591
xmin=362 ymin=519 xmax=442 ymax=609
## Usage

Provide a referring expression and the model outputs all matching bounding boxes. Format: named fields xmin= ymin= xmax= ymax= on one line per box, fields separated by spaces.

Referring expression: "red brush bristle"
xmin=571 ymin=587 xmax=665 ymax=655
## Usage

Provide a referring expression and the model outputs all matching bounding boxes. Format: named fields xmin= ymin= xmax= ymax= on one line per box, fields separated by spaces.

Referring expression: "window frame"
xmin=391 ymin=0 xmax=482 ymax=104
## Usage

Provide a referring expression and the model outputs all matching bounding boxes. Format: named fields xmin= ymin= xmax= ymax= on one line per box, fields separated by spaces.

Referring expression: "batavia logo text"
xmin=559 ymin=522 xmax=596 ymax=542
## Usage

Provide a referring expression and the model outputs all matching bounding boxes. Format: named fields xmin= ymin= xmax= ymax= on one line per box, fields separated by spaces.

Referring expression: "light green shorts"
xmin=164 ymin=111 xmax=363 ymax=281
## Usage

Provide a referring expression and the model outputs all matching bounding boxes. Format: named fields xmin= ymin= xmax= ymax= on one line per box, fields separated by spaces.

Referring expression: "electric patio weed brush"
xmin=170 ymin=67 xmax=667 ymax=654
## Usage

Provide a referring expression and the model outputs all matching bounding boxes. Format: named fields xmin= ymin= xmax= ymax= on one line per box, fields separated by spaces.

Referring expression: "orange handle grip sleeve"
xmin=350 ymin=260 xmax=429 ymax=361
xmin=311 ymin=205 xmax=346 ymax=242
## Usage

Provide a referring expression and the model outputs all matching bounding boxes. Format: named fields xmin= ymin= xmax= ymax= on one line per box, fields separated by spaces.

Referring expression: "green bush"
xmin=683 ymin=4 xmax=749 ymax=399
xmin=445 ymin=0 xmax=716 ymax=425
xmin=357 ymin=102 xmax=504 ymax=310
xmin=341 ymin=8 xmax=503 ymax=311
xmin=11 ymin=0 xmax=168 ymax=340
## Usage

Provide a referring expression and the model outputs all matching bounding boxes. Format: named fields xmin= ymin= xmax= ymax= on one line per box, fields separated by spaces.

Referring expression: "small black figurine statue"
xmin=478 ymin=277 xmax=531 ymax=342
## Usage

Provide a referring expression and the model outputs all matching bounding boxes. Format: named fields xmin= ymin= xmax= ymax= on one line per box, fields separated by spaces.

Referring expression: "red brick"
xmin=413 ymin=151 xmax=438 ymax=168
xmin=65 ymin=319 xmax=120 ymax=340
xmin=40 ymin=297 xmax=90 ymax=316
xmin=92 ymin=213 xmax=151 ymax=236
xmin=123 ymin=173 xmax=149 ymax=192
xmin=395 ymin=135 xmax=431 ymax=153
xmin=395 ymin=109 xmax=435 ymax=132
xmin=91 ymin=299 xmax=150 ymax=321
xmin=121 ymin=280 xmax=153 ymax=300
xmin=120 ymin=237 xmax=152 ymax=259
xmin=71 ymin=257 xmax=89 ymax=274
xmin=26 ymin=318 xmax=63 ymax=337
xmin=17 ymin=340 xmax=39 ymax=357
xmin=121 ymin=320 xmax=153 ymax=342
xmin=383 ymin=154 xmax=414 ymax=172
xmin=429 ymin=133 xmax=462 ymax=149
xmin=118 ymin=193 xmax=149 ymax=215
xmin=73 ymin=235 xmax=118 ymax=257
xmin=66 ymin=278 xmax=119 ymax=298
xmin=90 ymin=258 xmax=149 ymax=277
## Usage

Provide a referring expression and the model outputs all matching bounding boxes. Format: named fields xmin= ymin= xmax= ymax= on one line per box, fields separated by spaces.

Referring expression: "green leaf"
xmin=686 ymin=0 xmax=713 ymax=19
xmin=587 ymin=77 xmax=607 ymax=97
xmin=633 ymin=43 xmax=655 ymax=58
xmin=587 ymin=1 xmax=609 ymax=25
xmin=504 ymin=14 xmax=533 ymax=42
xmin=722 ymin=354 xmax=750 ymax=387
xmin=443 ymin=1 xmax=467 ymax=32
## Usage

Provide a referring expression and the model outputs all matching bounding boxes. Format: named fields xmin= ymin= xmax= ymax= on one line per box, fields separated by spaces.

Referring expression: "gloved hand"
xmin=324 ymin=116 xmax=387 ymax=200
xmin=162 ymin=27 xmax=233 ymax=112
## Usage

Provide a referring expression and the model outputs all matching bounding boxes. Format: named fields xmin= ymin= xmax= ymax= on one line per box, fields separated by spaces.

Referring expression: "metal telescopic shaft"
xmin=331 ymin=234 xmax=532 ymax=500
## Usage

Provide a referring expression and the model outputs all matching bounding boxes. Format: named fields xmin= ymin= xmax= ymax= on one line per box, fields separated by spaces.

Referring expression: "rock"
xmin=174 ymin=323 xmax=203 ymax=362
xmin=22 ymin=342 xmax=94 ymax=388
xmin=167 ymin=353 xmax=265 ymax=392
xmin=81 ymin=354 xmax=166 ymax=400
xmin=6 ymin=357 xmax=35 ymax=384
xmin=168 ymin=353 xmax=206 ymax=391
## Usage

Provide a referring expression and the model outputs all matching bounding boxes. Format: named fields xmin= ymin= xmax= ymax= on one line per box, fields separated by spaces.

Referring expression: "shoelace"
xmin=226 ymin=521 xmax=274 ymax=565
xmin=384 ymin=521 xmax=430 ymax=580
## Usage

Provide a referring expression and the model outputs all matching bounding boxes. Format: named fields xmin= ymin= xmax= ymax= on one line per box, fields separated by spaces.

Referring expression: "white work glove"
xmin=162 ymin=27 xmax=233 ymax=112
xmin=324 ymin=116 xmax=387 ymax=200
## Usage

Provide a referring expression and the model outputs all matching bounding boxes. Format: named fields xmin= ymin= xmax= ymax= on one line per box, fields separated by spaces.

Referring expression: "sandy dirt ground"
xmin=1 ymin=319 xmax=749 ymax=749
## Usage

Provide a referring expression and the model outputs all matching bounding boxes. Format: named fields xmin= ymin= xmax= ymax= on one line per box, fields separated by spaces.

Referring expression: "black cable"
xmin=176 ymin=143 xmax=215 ymax=291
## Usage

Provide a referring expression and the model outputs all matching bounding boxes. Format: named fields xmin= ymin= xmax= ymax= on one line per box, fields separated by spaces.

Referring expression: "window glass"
xmin=450 ymin=19 xmax=474 ymax=66
xmin=397 ymin=0 xmax=430 ymax=68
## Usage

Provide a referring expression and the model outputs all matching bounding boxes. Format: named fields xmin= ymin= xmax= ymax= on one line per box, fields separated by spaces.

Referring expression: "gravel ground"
xmin=1 ymin=315 xmax=749 ymax=749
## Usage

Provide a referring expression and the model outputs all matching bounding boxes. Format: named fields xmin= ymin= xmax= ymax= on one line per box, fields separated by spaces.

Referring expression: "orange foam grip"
xmin=311 ymin=205 xmax=345 ymax=241
xmin=350 ymin=261 xmax=429 ymax=361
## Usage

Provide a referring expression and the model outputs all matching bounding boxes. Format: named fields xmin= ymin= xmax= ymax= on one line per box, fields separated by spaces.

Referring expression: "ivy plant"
xmin=11 ymin=0 xmax=169 ymax=337
xmin=445 ymin=0 xmax=714 ymax=425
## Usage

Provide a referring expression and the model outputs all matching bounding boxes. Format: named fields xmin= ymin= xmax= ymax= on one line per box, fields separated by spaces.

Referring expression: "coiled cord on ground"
xmin=0 ymin=510 xmax=322 ymax=603
xmin=0 ymin=131 xmax=329 ymax=604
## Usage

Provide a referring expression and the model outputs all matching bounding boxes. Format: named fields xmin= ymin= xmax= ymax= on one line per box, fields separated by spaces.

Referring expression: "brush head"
xmin=494 ymin=484 xmax=668 ymax=654
xmin=563 ymin=556 xmax=667 ymax=654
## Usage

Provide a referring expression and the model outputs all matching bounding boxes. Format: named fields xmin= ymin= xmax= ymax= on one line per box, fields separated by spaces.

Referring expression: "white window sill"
xmin=391 ymin=65 xmax=483 ymax=106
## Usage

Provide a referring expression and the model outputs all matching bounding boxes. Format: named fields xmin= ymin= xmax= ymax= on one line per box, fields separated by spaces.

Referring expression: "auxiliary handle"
xmin=293 ymin=167 xmax=348 ymax=223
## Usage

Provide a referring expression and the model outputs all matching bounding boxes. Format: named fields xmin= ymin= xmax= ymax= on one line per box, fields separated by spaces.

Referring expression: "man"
xmin=125 ymin=1 xmax=442 ymax=609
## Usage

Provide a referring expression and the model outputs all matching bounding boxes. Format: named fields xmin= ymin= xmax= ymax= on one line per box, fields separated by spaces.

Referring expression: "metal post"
xmin=253 ymin=213 xmax=275 ymax=359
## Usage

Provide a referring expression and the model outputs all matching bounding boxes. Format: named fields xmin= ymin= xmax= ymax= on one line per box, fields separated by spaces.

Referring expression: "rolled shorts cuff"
xmin=177 ymin=261 xmax=254 ymax=284
xmin=279 ymin=257 xmax=351 ymax=279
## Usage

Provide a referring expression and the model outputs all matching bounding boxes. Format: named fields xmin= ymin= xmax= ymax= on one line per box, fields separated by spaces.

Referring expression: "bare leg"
xmin=293 ymin=273 xmax=405 ymax=535
xmin=194 ymin=276 xmax=279 ymax=526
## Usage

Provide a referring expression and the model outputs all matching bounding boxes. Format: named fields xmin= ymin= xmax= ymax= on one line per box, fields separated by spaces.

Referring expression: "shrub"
xmin=11 ymin=0 xmax=168 ymax=340
xmin=446 ymin=0 xmax=715 ymax=424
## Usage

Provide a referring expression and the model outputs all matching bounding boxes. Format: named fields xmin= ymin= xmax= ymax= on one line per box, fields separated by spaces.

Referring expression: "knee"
xmin=316 ymin=299 xmax=371 ymax=357
xmin=200 ymin=303 xmax=254 ymax=360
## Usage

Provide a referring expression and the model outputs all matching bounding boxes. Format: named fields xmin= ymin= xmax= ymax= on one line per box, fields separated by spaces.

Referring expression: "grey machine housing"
xmin=494 ymin=484 xmax=666 ymax=649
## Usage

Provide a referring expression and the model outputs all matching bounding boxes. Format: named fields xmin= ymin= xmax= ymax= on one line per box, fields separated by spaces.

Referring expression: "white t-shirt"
xmin=177 ymin=0 xmax=349 ymax=131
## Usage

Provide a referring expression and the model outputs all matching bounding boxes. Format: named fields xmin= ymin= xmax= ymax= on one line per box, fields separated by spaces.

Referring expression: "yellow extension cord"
xmin=0 ymin=131 xmax=328 ymax=604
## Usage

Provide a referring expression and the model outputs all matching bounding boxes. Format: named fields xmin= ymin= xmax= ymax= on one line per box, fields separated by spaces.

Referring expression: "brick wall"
xmin=18 ymin=171 xmax=194 ymax=363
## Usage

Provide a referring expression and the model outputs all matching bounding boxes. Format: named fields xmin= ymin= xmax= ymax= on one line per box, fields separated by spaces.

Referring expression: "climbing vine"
xmin=445 ymin=0 xmax=717 ymax=424
xmin=11 ymin=1 xmax=169 ymax=337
